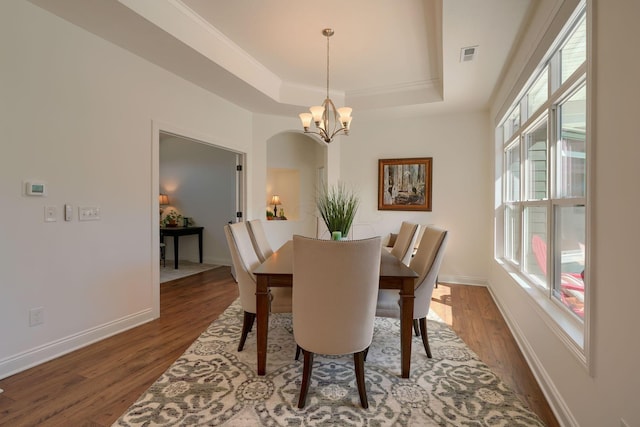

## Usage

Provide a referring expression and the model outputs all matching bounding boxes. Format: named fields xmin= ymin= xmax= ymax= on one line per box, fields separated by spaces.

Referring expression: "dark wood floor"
xmin=0 ymin=267 xmax=558 ymax=426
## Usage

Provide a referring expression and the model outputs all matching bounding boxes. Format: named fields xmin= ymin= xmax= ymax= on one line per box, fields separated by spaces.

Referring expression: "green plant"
xmin=266 ymin=210 xmax=274 ymax=219
xmin=316 ymin=182 xmax=359 ymax=236
xmin=162 ymin=208 xmax=183 ymax=226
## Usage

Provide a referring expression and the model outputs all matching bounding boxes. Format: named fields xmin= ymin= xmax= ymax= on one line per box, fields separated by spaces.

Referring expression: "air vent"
xmin=460 ymin=45 xmax=478 ymax=62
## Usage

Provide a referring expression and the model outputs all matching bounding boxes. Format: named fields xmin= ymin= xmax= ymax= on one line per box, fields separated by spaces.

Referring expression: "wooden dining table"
xmin=253 ymin=240 xmax=419 ymax=378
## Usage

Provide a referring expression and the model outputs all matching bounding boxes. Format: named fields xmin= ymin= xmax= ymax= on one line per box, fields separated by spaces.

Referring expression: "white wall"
xmin=251 ymin=115 xmax=324 ymax=249
xmin=340 ymin=111 xmax=492 ymax=284
xmin=160 ymin=136 xmax=237 ymax=265
xmin=0 ymin=0 xmax=251 ymax=378
xmin=488 ymin=1 xmax=640 ymax=426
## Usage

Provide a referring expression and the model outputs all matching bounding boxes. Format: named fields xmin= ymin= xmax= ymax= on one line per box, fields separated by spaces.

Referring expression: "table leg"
xmin=256 ymin=275 xmax=270 ymax=376
xmin=198 ymin=230 xmax=203 ymax=263
xmin=173 ymin=236 xmax=179 ymax=270
xmin=399 ymin=277 xmax=415 ymax=378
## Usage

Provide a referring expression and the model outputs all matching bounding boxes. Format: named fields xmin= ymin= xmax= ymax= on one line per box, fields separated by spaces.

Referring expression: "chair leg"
xmin=418 ymin=317 xmax=432 ymax=358
xmin=298 ymin=349 xmax=314 ymax=408
xmin=295 ymin=344 xmax=301 ymax=361
xmin=363 ymin=346 xmax=369 ymax=361
xmin=238 ymin=311 xmax=255 ymax=352
xmin=413 ymin=319 xmax=420 ymax=336
xmin=354 ymin=350 xmax=368 ymax=408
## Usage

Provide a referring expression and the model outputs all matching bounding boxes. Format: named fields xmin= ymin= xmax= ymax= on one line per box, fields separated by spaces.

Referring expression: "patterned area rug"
xmin=114 ymin=300 xmax=544 ymax=426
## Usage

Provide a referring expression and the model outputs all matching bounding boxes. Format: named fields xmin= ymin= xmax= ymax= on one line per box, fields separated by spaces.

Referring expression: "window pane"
xmin=527 ymin=68 xmax=548 ymax=118
xmin=561 ymin=15 xmax=586 ymax=83
xmin=505 ymin=204 xmax=521 ymax=263
xmin=554 ymin=205 xmax=585 ymax=317
xmin=503 ymin=105 xmax=521 ymax=142
xmin=557 ymin=85 xmax=586 ymax=198
xmin=524 ymin=206 xmax=548 ymax=288
xmin=525 ymin=121 xmax=548 ymax=200
xmin=505 ymin=142 xmax=520 ymax=202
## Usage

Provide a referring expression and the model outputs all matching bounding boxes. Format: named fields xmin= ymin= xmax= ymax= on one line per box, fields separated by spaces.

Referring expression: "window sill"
xmin=498 ymin=259 xmax=588 ymax=371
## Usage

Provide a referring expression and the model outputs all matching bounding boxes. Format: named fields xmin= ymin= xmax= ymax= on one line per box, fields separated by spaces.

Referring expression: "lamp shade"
xmin=159 ymin=194 xmax=170 ymax=205
xmin=270 ymin=195 xmax=281 ymax=206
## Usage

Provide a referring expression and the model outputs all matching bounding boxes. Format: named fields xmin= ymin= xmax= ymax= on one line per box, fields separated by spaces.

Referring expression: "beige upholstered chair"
xmin=247 ymin=219 xmax=274 ymax=262
xmin=292 ymin=235 xmax=382 ymax=409
xmin=224 ymin=222 xmax=292 ymax=351
xmin=389 ymin=221 xmax=420 ymax=266
xmin=376 ymin=225 xmax=448 ymax=358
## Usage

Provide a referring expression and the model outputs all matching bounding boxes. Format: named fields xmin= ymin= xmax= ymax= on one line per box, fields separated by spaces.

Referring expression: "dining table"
xmin=253 ymin=239 xmax=419 ymax=378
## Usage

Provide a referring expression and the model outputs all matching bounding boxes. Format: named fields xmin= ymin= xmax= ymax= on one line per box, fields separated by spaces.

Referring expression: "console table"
xmin=160 ymin=226 xmax=204 ymax=269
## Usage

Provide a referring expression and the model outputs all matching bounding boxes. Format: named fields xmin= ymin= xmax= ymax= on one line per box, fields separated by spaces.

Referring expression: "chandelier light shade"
xmin=299 ymin=28 xmax=352 ymax=143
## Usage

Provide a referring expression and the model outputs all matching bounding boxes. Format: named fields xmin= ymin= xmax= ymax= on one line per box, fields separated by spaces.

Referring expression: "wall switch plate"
xmin=79 ymin=206 xmax=100 ymax=221
xmin=44 ymin=206 xmax=57 ymax=222
xmin=29 ymin=307 xmax=44 ymax=326
xmin=64 ymin=204 xmax=73 ymax=221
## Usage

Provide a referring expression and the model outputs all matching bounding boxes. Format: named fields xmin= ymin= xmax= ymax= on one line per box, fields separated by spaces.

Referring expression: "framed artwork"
xmin=378 ymin=157 xmax=432 ymax=211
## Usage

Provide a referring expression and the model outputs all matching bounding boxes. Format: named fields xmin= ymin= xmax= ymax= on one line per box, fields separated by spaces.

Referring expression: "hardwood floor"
xmin=430 ymin=283 xmax=559 ymax=427
xmin=0 ymin=268 xmax=558 ymax=426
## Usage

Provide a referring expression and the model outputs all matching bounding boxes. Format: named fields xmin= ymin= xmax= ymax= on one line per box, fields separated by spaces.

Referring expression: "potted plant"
xmin=162 ymin=208 xmax=183 ymax=227
xmin=316 ymin=182 xmax=359 ymax=238
xmin=266 ymin=210 xmax=274 ymax=220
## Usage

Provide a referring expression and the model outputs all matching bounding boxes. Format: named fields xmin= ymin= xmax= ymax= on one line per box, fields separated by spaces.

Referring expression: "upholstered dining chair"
xmin=292 ymin=235 xmax=382 ymax=409
xmin=224 ymin=222 xmax=292 ymax=351
xmin=247 ymin=219 xmax=274 ymax=262
xmin=376 ymin=225 xmax=448 ymax=358
xmin=389 ymin=221 xmax=420 ymax=266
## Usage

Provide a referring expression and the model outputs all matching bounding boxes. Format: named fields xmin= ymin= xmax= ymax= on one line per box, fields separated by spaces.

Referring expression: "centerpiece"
xmin=316 ymin=182 xmax=359 ymax=239
xmin=162 ymin=208 xmax=183 ymax=227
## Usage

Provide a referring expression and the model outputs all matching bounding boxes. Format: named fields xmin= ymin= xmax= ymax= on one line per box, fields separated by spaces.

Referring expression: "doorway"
xmin=152 ymin=123 xmax=245 ymax=316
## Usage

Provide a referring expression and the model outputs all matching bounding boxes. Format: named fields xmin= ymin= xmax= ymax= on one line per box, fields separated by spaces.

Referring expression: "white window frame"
xmin=495 ymin=3 xmax=590 ymax=368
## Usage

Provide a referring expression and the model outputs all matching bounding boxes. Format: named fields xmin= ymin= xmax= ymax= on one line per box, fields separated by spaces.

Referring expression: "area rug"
xmin=113 ymin=300 xmax=544 ymax=426
xmin=160 ymin=262 xmax=220 ymax=283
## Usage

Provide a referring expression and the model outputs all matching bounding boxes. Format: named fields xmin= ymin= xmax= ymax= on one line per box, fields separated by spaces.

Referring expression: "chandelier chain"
xmin=326 ymin=33 xmax=330 ymax=100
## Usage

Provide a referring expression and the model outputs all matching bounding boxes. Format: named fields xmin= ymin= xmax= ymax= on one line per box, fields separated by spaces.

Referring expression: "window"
xmin=497 ymin=6 xmax=587 ymax=334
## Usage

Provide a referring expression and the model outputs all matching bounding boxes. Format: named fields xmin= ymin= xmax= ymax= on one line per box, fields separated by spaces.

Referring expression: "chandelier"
xmin=299 ymin=28 xmax=352 ymax=143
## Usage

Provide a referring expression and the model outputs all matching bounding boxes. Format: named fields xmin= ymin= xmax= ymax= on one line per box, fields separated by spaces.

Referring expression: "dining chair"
xmin=292 ymin=235 xmax=382 ymax=409
xmin=376 ymin=225 xmax=448 ymax=358
xmin=247 ymin=219 xmax=274 ymax=262
xmin=224 ymin=222 xmax=292 ymax=351
xmin=389 ymin=221 xmax=420 ymax=266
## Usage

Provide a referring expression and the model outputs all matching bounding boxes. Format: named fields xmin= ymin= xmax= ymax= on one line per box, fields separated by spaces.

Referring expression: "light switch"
xmin=79 ymin=206 xmax=100 ymax=221
xmin=64 ymin=204 xmax=73 ymax=221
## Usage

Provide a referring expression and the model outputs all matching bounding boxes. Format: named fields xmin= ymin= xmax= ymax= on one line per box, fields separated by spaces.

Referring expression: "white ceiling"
xmin=29 ymin=0 xmax=533 ymax=117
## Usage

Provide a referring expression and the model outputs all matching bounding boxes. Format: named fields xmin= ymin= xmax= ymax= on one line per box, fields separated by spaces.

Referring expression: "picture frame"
xmin=378 ymin=157 xmax=432 ymax=211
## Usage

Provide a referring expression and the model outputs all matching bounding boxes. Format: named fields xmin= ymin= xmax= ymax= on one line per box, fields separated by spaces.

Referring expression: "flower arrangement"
xmin=162 ymin=208 xmax=183 ymax=227
xmin=316 ymin=182 xmax=359 ymax=237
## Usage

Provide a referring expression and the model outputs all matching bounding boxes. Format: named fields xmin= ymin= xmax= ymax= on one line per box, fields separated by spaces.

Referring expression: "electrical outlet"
xmin=29 ymin=307 xmax=44 ymax=326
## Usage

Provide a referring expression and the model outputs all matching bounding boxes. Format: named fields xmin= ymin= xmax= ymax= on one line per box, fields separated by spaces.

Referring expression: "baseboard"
xmin=438 ymin=274 xmax=487 ymax=286
xmin=0 ymin=309 xmax=155 ymax=380
xmin=486 ymin=285 xmax=578 ymax=427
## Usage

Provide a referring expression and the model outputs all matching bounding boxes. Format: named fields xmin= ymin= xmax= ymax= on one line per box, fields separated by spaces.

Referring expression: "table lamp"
xmin=270 ymin=195 xmax=282 ymax=217
xmin=159 ymin=194 xmax=169 ymax=215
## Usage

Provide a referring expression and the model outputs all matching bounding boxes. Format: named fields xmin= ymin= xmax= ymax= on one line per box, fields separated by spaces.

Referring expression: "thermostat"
xmin=26 ymin=181 xmax=46 ymax=196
